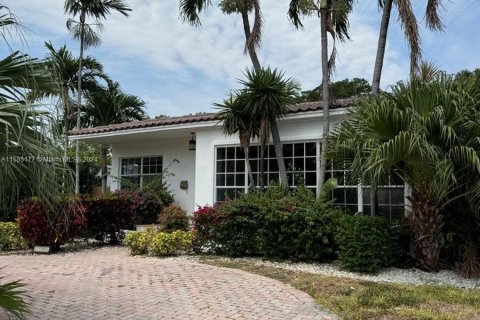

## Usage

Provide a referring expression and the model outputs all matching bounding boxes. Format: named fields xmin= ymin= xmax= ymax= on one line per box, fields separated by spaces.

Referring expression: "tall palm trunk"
xmin=409 ymin=189 xmax=444 ymax=272
xmin=241 ymin=1 xmax=261 ymax=190
xmin=271 ymin=118 xmax=288 ymax=188
xmin=63 ymin=91 xmax=71 ymax=160
xmin=318 ymin=4 xmax=330 ymax=194
xmin=75 ymin=11 xmax=85 ymax=194
xmin=101 ymin=145 xmax=108 ymax=193
xmin=370 ymin=0 xmax=392 ymax=213
xmin=372 ymin=0 xmax=393 ymax=94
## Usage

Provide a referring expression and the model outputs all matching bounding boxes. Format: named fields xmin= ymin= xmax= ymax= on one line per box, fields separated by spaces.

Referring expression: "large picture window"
xmin=120 ymin=156 xmax=163 ymax=189
xmin=215 ymin=142 xmax=317 ymax=201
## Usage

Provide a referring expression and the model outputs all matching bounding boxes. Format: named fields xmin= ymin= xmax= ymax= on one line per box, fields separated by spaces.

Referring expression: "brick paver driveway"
xmin=0 ymin=247 xmax=336 ymax=320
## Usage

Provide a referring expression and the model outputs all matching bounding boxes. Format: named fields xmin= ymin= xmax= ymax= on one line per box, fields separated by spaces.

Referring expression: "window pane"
xmin=226 ymin=160 xmax=235 ymax=172
xmin=226 ymin=147 xmax=236 ymax=159
xmin=268 ymin=173 xmax=279 ymax=184
xmin=283 ymin=144 xmax=293 ymax=157
xmin=285 ymin=158 xmax=293 ymax=170
xmin=378 ymin=188 xmax=390 ymax=204
xmin=121 ymin=158 xmax=141 ymax=175
xmin=333 ymin=188 xmax=346 ymax=203
xmin=294 ymin=158 xmax=304 ymax=171
xmin=235 ymin=174 xmax=245 ymax=186
xmin=269 ymin=159 xmax=279 ymax=172
xmin=305 ymin=157 xmax=316 ymax=171
xmin=217 ymin=161 xmax=226 ymax=173
xmin=305 ymin=172 xmax=316 ymax=186
xmin=217 ymin=148 xmax=226 ymax=160
xmin=268 ymin=145 xmax=276 ymax=158
xmin=236 ymin=147 xmax=244 ymax=159
xmin=391 ymin=188 xmax=405 ymax=204
xmin=121 ymin=176 xmax=140 ymax=190
xmin=236 ymin=160 xmax=245 ymax=173
xmin=251 ymin=159 xmax=258 ymax=173
xmin=345 ymin=188 xmax=358 ymax=204
xmin=226 ymin=174 xmax=235 ymax=186
xmin=306 ymin=142 xmax=316 ymax=156
xmin=249 ymin=146 xmax=259 ymax=159
xmin=294 ymin=143 xmax=304 ymax=157
xmin=216 ymin=174 xmax=225 ymax=187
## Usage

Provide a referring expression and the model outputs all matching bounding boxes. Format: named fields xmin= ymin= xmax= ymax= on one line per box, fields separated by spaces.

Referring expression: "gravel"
xmin=166 ymin=255 xmax=480 ymax=290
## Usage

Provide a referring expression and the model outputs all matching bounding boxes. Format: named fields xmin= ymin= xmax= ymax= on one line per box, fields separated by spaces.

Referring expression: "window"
xmin=214 ymin=142 xmax=317 ymax=201
xmin=326 ymin=161 xmax=358 ymax=214
xmin=120 ymin=156 xmax=163 ymax=189
xmin=362 ymin=172 xmax=405 ymax=220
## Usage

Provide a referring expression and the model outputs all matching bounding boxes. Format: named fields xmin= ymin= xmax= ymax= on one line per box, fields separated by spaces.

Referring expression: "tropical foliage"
xmin=329 ymin=74 xmax=480 ymax=271
xmin=0 ymin=276 xmax=29 ymax=320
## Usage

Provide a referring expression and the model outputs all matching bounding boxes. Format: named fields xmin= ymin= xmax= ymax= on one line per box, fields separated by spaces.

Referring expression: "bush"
xmin=0 ymin=222 xmax=26 ymax=250
xmin=82 ymin=193 xmax=133 ymax=242
xmin=336 ymin=215 xmax=393 ymax=273
xmin=124 ymin=229 xmax=193 ymax=256
xmin=116 ymin=190 xmax=164 ymax=225
xmin=158 ymin=205 xmax=189 ymax=232
xmin=191 ymin=204 xmax=223 ymax=252
xmin=17 ymin=197 xmax=86 ymax=247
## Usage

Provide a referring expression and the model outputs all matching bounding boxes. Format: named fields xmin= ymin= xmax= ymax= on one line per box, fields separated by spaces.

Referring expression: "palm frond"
xmin=179 ymin=0 xmax=210 ymax=26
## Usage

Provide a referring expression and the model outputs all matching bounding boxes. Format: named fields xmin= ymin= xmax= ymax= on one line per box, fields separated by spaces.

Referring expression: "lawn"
xmin=200 ymin=258 xmax=480 ymax=320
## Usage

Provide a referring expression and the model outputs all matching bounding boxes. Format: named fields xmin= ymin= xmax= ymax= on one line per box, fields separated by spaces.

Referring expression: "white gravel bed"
xmin=166 ymin=255 xmax=480 ymax=290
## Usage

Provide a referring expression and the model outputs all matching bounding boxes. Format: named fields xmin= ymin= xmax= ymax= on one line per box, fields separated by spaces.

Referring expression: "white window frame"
xmin=119 ymin=155 xmax=163 ymax=189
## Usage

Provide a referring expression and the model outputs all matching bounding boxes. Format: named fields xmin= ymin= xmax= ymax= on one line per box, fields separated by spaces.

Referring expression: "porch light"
xmin=188 ymin=132 xmax=196 ymax=151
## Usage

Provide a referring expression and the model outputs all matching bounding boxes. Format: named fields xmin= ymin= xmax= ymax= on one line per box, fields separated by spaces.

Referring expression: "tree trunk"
xmin=101 ymin=145 xmax=108 ymax=194
xmin=409 ymin=190 xmax=444 ymax=272
xmin=270 ymin=118 xmax=288 ymax=189
xmin=259 ymin=142 xmax=265 ymax=189
xmin=75 ymin=12 xmax=86 ymax=195
xmin=244 ymin=144 xmax=255 ymax=192
xmin=371 ymin=0 xmax=393 ymax=94
xmin=241 ymin=2 xmax=261 ymax=71
xmin=318 ymin=5 xmax=330 ymax=193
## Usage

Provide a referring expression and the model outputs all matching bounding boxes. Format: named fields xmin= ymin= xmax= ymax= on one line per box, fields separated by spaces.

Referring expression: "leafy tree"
xmin=329 ymin=74 xmax=480 ymax=271
xmin=82 ymin=81 xmax=146 ymax=193
xmin=64 ymin=0 xmax=131 ymax=194
xmin=289 ymin=0 xmax=355 ymax=194
xmin=371 ymin=0 xmax=444 ymax=93
xmin=296 ymin=77 xmax=371 ymax=102
xmin=215 ymin=92 xmax=260 ymax=190
xmin=240 ymin=67 xmax=300 ymax=189
xmin=180 ymin=0 xmax=262 ymax=70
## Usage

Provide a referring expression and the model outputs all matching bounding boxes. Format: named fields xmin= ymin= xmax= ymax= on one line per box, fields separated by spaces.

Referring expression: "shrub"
xmin=191 ymin=204 xmax=223 ymax=252
xmin=124 ymin=229 xmax=193 ymax=256
xmin=116 ymin=190 xmax=164 ymax=225
xmin=82 ymin=193 xmax=133 ymax=242
xmin=124 ymin=230 xmax=151 ymax=255
xmin=157 ymin=205 xmax=190 ymax=232
xmin=260 ymin=202 xmax=341 ymax=261
xmin=17 ymin=197 xmax=86 ymax=247
xmin=149 ymin=230 xmax=193 ymax=256
xmin=336 ymin=215 xmax=393 ymax=273
xmin=0 ymin=222 xmax=26 ymax=250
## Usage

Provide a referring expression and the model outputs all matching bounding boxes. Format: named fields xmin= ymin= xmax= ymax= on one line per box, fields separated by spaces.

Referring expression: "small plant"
xmin=191 ymin=204 xmax=223 ymax=253
xmin=0 ymin=279 xmax=29 ymax=320
xmin=0 ymin=222 xmax=27 ymax=250
xmin=459 ymin=244 xmax=480 ymax=279
xmin=157 ymin=205 xmax=190 ymax=232
xmin=336 ymin=215 xmax=393 ymax=273
xmin=125 ymin=230 xmax=193 ymax=256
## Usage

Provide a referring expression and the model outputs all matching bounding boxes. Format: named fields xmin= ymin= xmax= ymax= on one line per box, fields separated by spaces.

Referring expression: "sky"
xmin=1 ymin=0 xmax=479 ymax=117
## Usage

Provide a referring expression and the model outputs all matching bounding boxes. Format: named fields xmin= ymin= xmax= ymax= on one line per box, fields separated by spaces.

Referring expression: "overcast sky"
xmin=1 ymin=0 xmax=478 ymax=117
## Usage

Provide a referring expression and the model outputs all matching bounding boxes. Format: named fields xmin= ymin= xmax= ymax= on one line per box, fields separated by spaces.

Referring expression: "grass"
xmin=200 ymin=258 xmax=480 ymax=320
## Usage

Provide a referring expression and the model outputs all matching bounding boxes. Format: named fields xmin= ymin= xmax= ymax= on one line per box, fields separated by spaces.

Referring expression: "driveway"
xmin=0 ymin=247 xmax=336 ymax=319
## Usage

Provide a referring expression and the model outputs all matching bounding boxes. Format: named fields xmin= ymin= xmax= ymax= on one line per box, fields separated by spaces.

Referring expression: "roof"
xmin=69 ymin=99 xmax=352 ymax=136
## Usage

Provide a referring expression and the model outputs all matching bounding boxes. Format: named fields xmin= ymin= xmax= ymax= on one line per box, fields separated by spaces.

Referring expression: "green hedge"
xmin=336 ymin=215 xmax=393 ymax=273
xmin=0 ymin=222 xmax=26 ymax=250
xmin=125 ymin=229 xmax=193 ymax=256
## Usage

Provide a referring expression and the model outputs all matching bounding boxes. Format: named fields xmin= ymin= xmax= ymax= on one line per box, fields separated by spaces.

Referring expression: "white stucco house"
xmin=70 ymin=100 xmax=406 ymax=219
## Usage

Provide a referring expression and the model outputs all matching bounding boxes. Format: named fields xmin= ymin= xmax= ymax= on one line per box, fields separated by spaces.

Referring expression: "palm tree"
xmin=240 ymin=67 xmax=300 ymax=189
xmin=215 ymin=92 xmax=259 ymax=190
xmin=64 ymin=0 xmax=131 ymax=194
xmin=32 ymin=42 xmax=108 ymax=159
xmin=289 ymin=0 xmax=355 ymax=194
xmin=0 ymin=277 xmax=29 ymax=320
xmin=329 ymin=75 xmax=480 ymax=271
xmin=180 ymin=0 xmax=262 ymax=71
xmin=82 ymin=82 xmax=146 ymax=193
xmin=371 ymin=0 xmax=444 ymax=94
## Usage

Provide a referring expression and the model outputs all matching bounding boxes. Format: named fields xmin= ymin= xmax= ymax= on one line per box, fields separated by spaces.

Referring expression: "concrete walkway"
xmin=0 ymin=247 xmax=336 ymax=319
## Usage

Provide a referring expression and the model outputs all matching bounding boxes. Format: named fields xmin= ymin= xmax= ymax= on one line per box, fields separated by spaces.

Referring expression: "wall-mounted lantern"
xmin=188 ymin=132 xmax=196 ymax=151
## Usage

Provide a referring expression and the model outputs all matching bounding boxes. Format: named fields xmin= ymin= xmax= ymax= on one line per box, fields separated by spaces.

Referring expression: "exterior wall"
xmin=111 ymin=137 xmax=196 ymax=213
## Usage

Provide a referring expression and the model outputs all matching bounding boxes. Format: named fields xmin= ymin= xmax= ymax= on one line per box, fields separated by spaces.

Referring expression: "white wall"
xmin=111 ymin=137 xmax=196 ymax=213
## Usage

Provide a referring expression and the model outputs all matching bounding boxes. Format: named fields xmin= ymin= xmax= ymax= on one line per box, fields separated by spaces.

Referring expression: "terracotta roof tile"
xmin=69 ymin=99 xmax=352 ymax=136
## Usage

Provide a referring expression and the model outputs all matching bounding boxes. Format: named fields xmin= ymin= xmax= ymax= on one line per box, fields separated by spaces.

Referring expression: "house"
xmin=70 ymin=100 xmax=406 ymax=219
